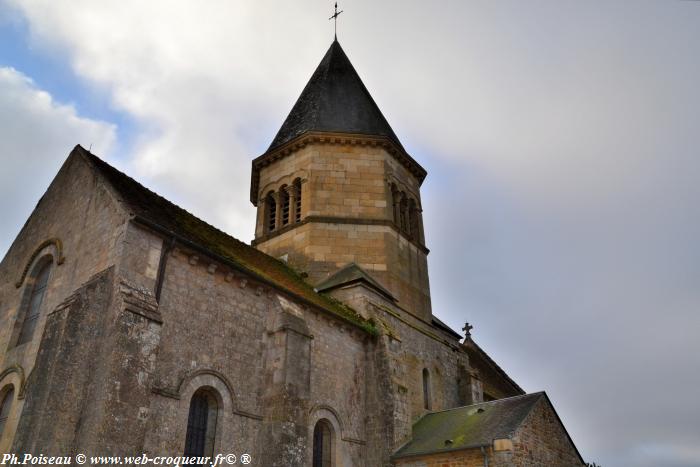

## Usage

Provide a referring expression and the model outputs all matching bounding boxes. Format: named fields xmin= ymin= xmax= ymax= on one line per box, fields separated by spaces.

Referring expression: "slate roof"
xmin=75 ymin=145 xmax=376 ymax=335
xmin=392 ymin=393 xmax=546 ymax=459
xmin=268 ymin=39 xmax=404 ymax=151
xmin=315 ymin=262 xmax=395 ymax=301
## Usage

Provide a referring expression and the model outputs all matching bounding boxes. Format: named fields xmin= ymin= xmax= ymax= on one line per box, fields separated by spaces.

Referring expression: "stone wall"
xmin=510 ymin=397 xmax=584 ymax=466
xmin=0 ymin=150 xmax=129 ymax=452
xmin=253 ymin=141 xmax=432 ymax=321
xmin=392 ymin=448 xmax=490 ymax=467
xmin=11 ymin=267 xmax=163 ymax=457
xmin=465 ymin=344 xmax=521 ymax=401
xmin=392 ymin=397 xmax=584 ymax=467
xmin=1 ymin=148 xmax=530 ymax=466
xmin=328 ymin=283 xmax=487 ymax=465
xmin=135 ymin=233 xmax=375 ymax=466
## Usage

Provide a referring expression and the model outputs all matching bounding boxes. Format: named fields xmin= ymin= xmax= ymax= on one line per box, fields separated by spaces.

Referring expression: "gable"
xmin=392 ymin=393 xmax=544 ymax=460
xmin=77 ymin=146 xmax=377 ymax=335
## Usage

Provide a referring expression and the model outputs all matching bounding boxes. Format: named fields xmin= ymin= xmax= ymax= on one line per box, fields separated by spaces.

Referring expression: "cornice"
xmin=251 ymin=215 xmax=430 ymax=254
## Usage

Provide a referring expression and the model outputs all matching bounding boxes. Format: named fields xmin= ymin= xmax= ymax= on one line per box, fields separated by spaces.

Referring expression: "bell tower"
xmin=251 ymin=39 xmax=432 ymax=320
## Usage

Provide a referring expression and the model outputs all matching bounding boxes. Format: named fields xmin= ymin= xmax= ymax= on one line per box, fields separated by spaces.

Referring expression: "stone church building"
xmin=0 ymin=40 xmax=585 ymax=466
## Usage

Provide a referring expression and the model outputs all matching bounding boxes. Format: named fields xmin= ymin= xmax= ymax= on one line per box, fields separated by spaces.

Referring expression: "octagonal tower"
xmin=251 ymin=39 xmax=432 ymax=320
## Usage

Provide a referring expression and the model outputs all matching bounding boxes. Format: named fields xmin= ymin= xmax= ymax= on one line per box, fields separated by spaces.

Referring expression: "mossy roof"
xmin=75 ymin=145 xmax=376 ymax=335
xmin=392 ymin=393 xmax=545 ymax=459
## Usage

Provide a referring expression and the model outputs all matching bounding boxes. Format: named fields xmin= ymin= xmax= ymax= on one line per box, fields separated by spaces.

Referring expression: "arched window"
xmin=399 ymin=193 xmax=408 ymax=234
xmin=265 ymin=192 xmax=277 ymax=233
xmin=312 ymin=419 xmax=333 ymax=467
xmin=184 ymin=388 xmax=218 ymax=459
xmin=409 ymin=199 xmax=420 ymax=241
xmin=391 ymin=184 xmax=400 ymax=225
xmin=293 ymin=178 xmax=302 ymax=223
xmin=280 ymin=185 xmax=290 ymax=226
xmin=422 ymin=368 xmax=431 ymax=410
xmin=17 ymin=260 xmax=52 ymax=346
xmin=0 ymin=386 xmax=14 ymax=437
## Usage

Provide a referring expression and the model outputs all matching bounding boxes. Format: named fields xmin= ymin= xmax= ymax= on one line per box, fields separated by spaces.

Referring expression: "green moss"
xmin=83 ymin=146 xmax=378 ymax=337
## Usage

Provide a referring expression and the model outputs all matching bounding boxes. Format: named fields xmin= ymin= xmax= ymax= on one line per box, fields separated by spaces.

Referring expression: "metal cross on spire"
xmin=329 ymin=2 xmax=343 ymax=40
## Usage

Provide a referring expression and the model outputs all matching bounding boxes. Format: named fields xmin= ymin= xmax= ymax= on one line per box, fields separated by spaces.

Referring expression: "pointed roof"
xmin=316 ymin=262 xmax=395 ymax=301
xmin=392 ymin=392 xmax=584 ymax=465
xmin=268 ymin=39 xmax=404 ymax=151
xmin=392 ymin=393 xmax=546 ymax=459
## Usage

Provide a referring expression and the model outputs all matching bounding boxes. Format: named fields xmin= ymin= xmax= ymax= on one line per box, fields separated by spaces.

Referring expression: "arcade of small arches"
xmin=390 ymin=183 xmax=424 ymax=245
xmin=263 ymin=178 xmax=303 ymax=233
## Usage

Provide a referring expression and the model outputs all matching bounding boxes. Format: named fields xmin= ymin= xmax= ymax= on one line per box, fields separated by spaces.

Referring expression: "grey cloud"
xmin=2 ymin=1 xmax=699 ymax=465
xmin=0 ymin=67 xmax=115 ymax=256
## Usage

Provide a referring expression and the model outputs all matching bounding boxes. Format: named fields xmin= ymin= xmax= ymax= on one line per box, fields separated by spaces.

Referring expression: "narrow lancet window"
xmin=293 ymin=178 xmax=302 ymax=223
xmin=312 ymin=420 xmax=333 ymax=467
xmin=423 ymin=368 xmax=431 ymax=410
xmin=391 ymin=184 xmax=400 ymax=225
xmin=17 ymin=260 xmax=52 ymax=345
xmin=280 ymin=185 xmax=290 ymax=226
xmin=184 ymin=389 xmax=218 ymax=460
xmin=399 ymin=193 xmax=408 ymax=234
xmin=266 ymin=192 xmax=277 ymax=232
xmin=0 ymin=386 xmax=14 ymax=436
xmin=409 ymin=199 xmax=419 ymax=240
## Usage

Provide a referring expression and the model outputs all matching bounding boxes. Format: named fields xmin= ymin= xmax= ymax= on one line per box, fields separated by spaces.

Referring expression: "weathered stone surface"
xmin=0 ymin=37 xmax=583 ymax=465
xmin=253 ymin=141 xmax=433 ymax=322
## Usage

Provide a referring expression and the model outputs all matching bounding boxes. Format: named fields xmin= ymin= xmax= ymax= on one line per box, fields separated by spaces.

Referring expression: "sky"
xmin=1 ymin=1 xmax=699 ymax=465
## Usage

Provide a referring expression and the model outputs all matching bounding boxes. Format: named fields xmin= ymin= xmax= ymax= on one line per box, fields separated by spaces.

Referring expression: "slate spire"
xmin=268 ymin=40 xmax=404 ymax=151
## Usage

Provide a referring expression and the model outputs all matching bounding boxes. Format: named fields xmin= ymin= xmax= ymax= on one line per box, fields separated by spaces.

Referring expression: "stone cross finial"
xmin=462 ymin=322 xmax=473 ymax=338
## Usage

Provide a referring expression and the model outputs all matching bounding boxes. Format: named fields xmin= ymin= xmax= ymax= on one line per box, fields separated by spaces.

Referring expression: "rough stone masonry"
xmin=0 ymin=39 xmax=585 ymax=466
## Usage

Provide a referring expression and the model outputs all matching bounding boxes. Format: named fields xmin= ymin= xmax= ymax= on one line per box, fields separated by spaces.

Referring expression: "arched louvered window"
xmin=293 ymin=178 xmax=302 ymax=223
xmin=312 ymin=419 xmax=333 ymax=467
xmin=0 ymin=386 xmax=14 ymax=437
xmin=423 ymin=368 xmax=431 ymax=410
xmin=17 ymin=260 xmax=52 ymax=346
xmin=280 ymin=185 xmax=290 ymax=226
xmin=184 ymin=389 xmax=218 ymax=460
xmin=266 ymin=192 xmax=277 ymax=233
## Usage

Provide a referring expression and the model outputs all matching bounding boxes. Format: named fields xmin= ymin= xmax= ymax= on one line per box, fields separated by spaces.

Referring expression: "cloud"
xmin=0 ymin=66 xmax=115 ymax=255
xmin=2 ymin=0 xmax=338 ymax=243
xmin=2 ymin=1 xmax=700 ymax=466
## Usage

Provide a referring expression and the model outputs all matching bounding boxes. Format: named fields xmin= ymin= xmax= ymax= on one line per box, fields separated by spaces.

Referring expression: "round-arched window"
xmin=0 ymin=386 xmax=15 ymax=437
xmin=184 ymin=388 xmax=218 ymax=460
xmin=17 ymin=260 xmax=52 ymax=346
xmin=312 ymin=419 xmax=333 ymax=467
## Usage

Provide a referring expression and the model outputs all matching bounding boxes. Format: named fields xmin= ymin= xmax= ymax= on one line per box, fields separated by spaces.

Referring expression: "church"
xmin=0 ymin=39 xmax=585 ymax=466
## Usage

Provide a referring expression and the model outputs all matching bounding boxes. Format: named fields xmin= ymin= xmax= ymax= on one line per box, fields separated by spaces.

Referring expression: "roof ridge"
xmin=423 ymin=391 xmax=545 ymax=416
xmin=77 ymin=145 xmax=250 ymax=250
xmin=72 ymin=145 xmax=377 ymax=336
xmin=462 ymin=338 xmax=525 ymax=394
